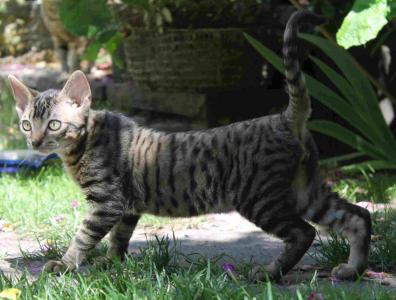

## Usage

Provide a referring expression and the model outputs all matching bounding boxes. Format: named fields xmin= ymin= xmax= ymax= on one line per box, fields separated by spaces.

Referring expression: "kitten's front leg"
xmin=44 ymin=201 xmax=123 ymax=274
xmin=106 ymin=213 xmax=140 ymax=259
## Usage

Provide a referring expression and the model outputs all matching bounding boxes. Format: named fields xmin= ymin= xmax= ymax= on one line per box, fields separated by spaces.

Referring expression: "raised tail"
xmin=283 ymin=10 xmax=325 ymax=141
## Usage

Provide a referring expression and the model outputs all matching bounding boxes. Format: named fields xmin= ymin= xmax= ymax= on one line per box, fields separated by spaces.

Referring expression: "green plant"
xmin=245 ymin=32 xmax=396 ymax=171
xmin=311 ymin=231 xmax=350 ymax=268
xmin=360 ymin=168 xmax=390 ymax=203
xmin=2 ymin=167 xmax=396 ymax=297
xmin=331 ymin=172 xmax=396 ymax=204
xmin=59 ymin=0 xmax=124 ymax=66
xmin=370 ymin=210 xmax=396 ymax=268
xmin=336 ymin=0 xmax=396 ymax=49
xmin=58 ymin=0 xmax=270 ymax=63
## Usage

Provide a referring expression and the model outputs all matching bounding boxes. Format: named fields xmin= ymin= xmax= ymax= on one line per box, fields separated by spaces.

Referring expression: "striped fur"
xmin=9 ymin=10 xmax=371 ymax=281
xmin=283 ymin=12 xmax=324 ymax=144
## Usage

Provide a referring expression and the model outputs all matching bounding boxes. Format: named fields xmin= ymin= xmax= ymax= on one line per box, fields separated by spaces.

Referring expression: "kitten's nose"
xmin=32 ymin=139 xmax=43 ymax=148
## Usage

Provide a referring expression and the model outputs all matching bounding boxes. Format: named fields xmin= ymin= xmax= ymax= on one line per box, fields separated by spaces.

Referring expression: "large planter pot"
xmin=123 ymin=28 xmax=263 ymax=92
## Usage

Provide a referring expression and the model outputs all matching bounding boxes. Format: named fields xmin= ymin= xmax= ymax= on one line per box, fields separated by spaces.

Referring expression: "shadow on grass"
xmin=2 ymin=230 xmax=396 ymax=294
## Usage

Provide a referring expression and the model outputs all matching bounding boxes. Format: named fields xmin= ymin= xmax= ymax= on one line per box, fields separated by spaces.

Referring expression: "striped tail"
xmin=283 ymin=10 xmax=325 ymax=141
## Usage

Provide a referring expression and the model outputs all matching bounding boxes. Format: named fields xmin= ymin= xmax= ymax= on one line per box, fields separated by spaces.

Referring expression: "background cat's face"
xmin=8 ymin=71 xmax=92 ymax=153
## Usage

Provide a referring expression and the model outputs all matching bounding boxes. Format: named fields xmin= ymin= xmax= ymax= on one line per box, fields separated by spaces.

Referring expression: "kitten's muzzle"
xmin=31 ymin=139 xmax=43 ymax=149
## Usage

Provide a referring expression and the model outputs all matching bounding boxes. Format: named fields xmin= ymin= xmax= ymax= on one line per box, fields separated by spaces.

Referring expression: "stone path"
xmin=1 ymin=212 xmax=396 ymax=289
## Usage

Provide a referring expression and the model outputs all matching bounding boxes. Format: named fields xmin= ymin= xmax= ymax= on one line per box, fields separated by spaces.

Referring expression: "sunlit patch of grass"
xmin=0 ymin=82 xmax=26 ymax=150
xmin=0 ymin=166 xmax=199 ymax=239
xmin=331 ymin=171 xmax=396 ymax=204
xmin=2 ymin=236 xmax=395 ymax=300
xmin=1 ymin=162 xmax=396 ymax=297
xmin=0 ymin=165 xmax=85 ymax=239
xmin=139 ymin=214 xmax=207 ymax=228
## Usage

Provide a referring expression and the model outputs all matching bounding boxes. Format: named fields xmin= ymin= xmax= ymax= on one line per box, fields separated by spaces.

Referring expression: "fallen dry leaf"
xmin=0 ymin=222 xmax=13 ymax=232
xmin=0 ymin=288 xmax=21 ymax=300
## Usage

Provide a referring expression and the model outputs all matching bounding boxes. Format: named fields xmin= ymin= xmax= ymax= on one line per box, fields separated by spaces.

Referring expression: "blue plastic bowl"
xmin=0 ymin=150 xmax=59 ymax=173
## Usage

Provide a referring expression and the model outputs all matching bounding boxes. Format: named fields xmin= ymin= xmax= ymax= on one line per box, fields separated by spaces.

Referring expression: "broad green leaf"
xmin=304 ymin=75 xmax=387 ymax=148
xmin=300 ymin=34 xmax=377 ymax=111
xmin=105 ymin=32 xmax=124 ymax=54
xmin=112 ymin=53 xmax=125 ymax=69
xmin=59 ymin=0 xmax=112 ymax=36
xmin=96 ymin=29 xmax=119 ymax=44
xmin=336 ymin=0 xmax=389 ymax=49
xmin=246 ymin=32 xmax=394 ymax=152
xmin=245 ymin=33 xmax=366 ymax=139
xmin=82 ymin=42 xmax=101 ymax=61
xmin=246 ymin=32 xmax=396 ymax=167
xmin=308 ymin=56 xmax=355 ymax=106
xmin=390 ymin=0 xmax=396 ymax=18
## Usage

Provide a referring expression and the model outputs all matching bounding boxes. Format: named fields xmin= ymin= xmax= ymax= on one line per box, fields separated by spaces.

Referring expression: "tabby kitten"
xmin=41 ymin=0 xmax=83 ymax=74
xmin=8 ymin=10 xmax=371 ymax=281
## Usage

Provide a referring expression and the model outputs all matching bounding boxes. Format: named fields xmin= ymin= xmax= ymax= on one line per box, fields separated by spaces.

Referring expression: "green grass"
xmin=2 ymin=60 xmax=393 ymax=298
xmin=312 ymin=210 xmax=396 ymax=271
xmin=331 ymin=171 xmax=396 ymax=204
xmin=0 ymin=165 xmax=194 ymax=240
xmin=0 ymin=82 xmax=26 ymax=150
xmin=313 ymin=171 xmax=396 ymax=271
xmin=0 ymin=165 xmax=84 ymax=239
xmin=2 ymin=237 xmax=396 ymax=300
xmin=0 ymin=167 xmax=396 ymax=298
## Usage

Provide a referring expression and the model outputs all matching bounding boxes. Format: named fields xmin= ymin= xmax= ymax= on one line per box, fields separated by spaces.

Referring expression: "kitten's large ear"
xmin=59 ymin=70 xmax=91 ymax=108
xmin=8 ymin=75 xmax=37 ymax=118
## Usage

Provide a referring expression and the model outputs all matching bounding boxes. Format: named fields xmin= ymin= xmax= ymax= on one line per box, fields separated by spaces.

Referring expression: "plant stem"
xmin=288 ymin=0 xmax=396 ymax=106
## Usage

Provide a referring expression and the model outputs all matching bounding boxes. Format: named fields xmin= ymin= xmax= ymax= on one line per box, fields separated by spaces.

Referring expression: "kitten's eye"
xmin=48 ymin=120 xmax=61 ymax=131
xmin=21 ymin=120 xmax=31 ymax=131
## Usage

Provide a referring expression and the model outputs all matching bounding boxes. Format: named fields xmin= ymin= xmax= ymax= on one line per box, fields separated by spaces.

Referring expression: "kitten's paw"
xmin=43 ymin=260 xmax=74 ymax=274
xmin=106 ymin=247 xmax=127 ymax=261
xmin=331 ymin=264 xmax=363 ymax=280
xmin=93 ymin=256 xmax=113 ymax=268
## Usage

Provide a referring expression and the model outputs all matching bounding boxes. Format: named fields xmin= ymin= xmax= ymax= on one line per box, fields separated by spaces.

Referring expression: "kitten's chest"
xmin=63 ymin=154 xmax=91 ymax=185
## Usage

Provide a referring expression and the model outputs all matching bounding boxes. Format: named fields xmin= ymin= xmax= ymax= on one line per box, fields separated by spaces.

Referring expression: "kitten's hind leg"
xmin=305 ymin=185 xmax=371 ymax=280
xmin=239 ymin=201 xmax=315 ymax=281
xmin=106 ymin=213 xmax=140 ymax=259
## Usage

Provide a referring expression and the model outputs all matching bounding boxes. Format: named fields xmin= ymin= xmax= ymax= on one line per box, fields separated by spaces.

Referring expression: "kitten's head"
xmin=8 ymin=71 xmax=92 ymax=153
